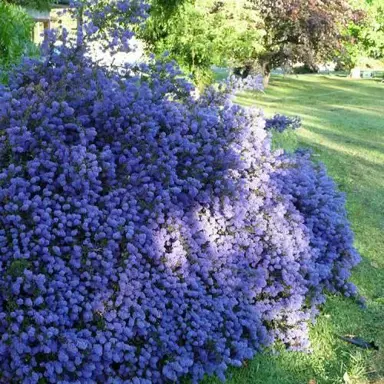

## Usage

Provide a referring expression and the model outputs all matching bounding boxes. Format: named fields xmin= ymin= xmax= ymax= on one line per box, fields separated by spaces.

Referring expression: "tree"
xmin=141 ymin=0 xmax=361 ymax=87
xmin=139 ymin=0 xmax=264 ymax=86
xmin=250 ymin=0 xmax=356 ymax=86
xmin=343 ymin=0 xmax=384 ymax=69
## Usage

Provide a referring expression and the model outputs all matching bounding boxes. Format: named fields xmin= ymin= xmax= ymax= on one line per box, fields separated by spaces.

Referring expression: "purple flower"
xmin=0 ymin=1 xmax=360 ymax=383
xmin=265 ymin=114 xmax=302 ymax=133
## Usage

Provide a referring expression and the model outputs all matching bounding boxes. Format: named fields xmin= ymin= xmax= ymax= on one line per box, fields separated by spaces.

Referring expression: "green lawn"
xmin=204 ymin=75 xmax=384 ymax=384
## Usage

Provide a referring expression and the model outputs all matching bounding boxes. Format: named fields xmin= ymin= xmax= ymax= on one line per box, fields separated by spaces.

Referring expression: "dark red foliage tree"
xmin=251 ymin=0 xmax=355 ymax=85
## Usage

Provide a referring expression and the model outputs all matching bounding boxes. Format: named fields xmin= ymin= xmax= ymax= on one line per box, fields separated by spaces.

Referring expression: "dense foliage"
xmin=0 ymin=1 xmax=361 ymax=382
xmin=139 ymin=0 xmax=264 ymax=85
xmin=0 ymin=2 xmax=36 ymax=68
xmin=2 ymin=0 xmax=54 ymax=11
xmin=344 ymin=0 xmax=384 ymax=68
xmin=141 ymin=0 xmax=365 ymax=85
xmin=253 ymin=0 xmax=357 ymax=82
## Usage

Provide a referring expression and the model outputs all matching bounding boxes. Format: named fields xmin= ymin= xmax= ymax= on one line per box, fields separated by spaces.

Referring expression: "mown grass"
xmin=203 ymin=75 xmax=384 ymax=384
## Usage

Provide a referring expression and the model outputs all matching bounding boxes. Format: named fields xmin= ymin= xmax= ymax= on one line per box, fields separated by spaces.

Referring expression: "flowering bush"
xmin=265 ymin=114 xmax=302 ymax=133
xmin=0 ymin=1 xmax=360 ymax=383
xmin=274 ymin=151 xmax=361 ymax=296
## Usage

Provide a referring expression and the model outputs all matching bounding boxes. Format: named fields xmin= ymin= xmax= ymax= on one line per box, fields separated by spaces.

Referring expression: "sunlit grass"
xmin=203 ymin=74 xmax=384 ymax=384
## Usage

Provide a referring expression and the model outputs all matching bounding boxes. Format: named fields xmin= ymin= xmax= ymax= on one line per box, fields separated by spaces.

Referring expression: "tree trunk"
xmin=263 ymin=72 xmax=271 ymax=88
xmin=262 ymin=62 xmax=271 ymax=88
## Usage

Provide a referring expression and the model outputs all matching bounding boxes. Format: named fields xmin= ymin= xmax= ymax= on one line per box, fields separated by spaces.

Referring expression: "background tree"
xmin=342 ymin=0 xmax=384 ymax=69
xmin=141 ymin=0 xmax=363 ymax=87
xmin=251 ymin=0 xmax=356 ymax=86
xmin=139 ymin=0 xmax=264 ymax=86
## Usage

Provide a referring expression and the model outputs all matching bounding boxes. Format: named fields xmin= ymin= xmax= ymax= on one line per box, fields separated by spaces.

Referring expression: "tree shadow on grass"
xmin=250 ymin=75 xmax=384 ymax=104
xmin=301 ymin=125 xmax=384 ymax=162
xmin=239 ymin=94 xmax=383 ymax=122
xmin=295 ymin=133 xmax=384 ymax=193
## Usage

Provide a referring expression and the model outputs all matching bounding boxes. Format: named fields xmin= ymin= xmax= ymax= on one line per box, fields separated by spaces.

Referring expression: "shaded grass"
xmin=203 ymin=75 xmax=384 ymax=384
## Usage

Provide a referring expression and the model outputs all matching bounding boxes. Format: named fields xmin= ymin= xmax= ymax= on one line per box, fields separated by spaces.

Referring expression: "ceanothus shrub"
xmin=273 ymin=151 xmax=361 ymax=301
xmin=0 ymin=1 xmax=360 ymax=383
xmin=265 ymin=114 xmax=301 ymax=133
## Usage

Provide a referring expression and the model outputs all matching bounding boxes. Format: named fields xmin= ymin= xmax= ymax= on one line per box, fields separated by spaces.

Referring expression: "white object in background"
xmin=88 ymin=37 xmax=145 ymax=67
xmin=350 ymin=67 xmax=361 ymax=79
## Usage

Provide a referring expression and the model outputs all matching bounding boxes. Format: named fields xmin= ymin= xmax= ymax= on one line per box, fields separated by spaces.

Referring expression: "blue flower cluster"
xmin=228 ymin=74 xmax=264 ymax=93
xmin=265 ymin=114 xmax=302 ymax=133
xmin=0 ymin=1 xmax=360 ymax=383
xmin=273 ymin=151 xmax=361 ymax=301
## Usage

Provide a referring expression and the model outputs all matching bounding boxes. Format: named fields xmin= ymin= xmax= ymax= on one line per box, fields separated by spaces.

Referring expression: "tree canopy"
xmin=344 ymin=0 xmax=384 ymax=67
xmin=139 ymin=0 xmax=264 ymax=85
xmin=140 ymin=0 xmax=363 ymax=86
xmin=254 ymin=0 xmax=355 ymax=81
